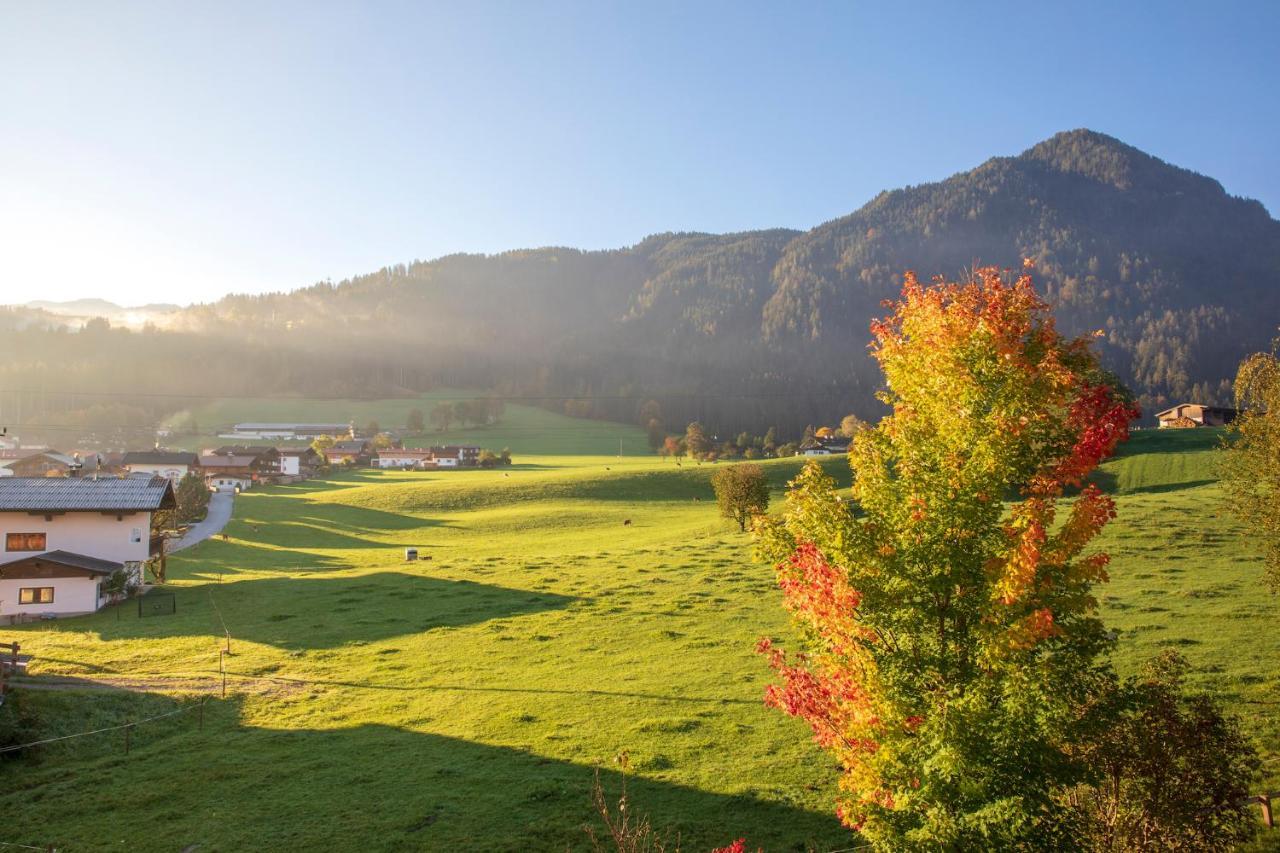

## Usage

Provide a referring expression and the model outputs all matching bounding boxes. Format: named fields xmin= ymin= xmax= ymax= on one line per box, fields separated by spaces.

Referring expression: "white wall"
xmin=0 ymin=510 xmax=153 ymax=566
xmin=0 ymin=575 xmax=103 ymax=617
xmin=280 ymin=457 xmax=300 ymax=476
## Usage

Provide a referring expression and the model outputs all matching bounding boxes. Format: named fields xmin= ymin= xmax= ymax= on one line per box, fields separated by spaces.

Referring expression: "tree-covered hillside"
xmin=3 ymin=130 xmax=1277 ymax=438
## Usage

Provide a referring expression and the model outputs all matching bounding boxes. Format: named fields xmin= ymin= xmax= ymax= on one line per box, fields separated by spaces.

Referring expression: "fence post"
xmin=1261 ymin=794 xmax=1273 ymax=829
xmin=220 ymin=649 xmax=227 ymax=698
xmin=198 ymin=698 xmax=205 ymax=731
xmin=124 ymin=724 xmax=131 ymax=755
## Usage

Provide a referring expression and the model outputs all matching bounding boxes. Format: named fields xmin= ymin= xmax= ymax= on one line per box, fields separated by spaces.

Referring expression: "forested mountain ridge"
xmin=3 ymin=129 xmax=1277 ymax=438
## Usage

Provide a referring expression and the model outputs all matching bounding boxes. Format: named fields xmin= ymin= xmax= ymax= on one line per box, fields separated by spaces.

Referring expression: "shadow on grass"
xmin=0 ymin=699 xmax=850 ymax=850
xmin=168 ymin=538 xmax=351 ymax=576
xmin=84 ymin=572 xmax=579 ymax=650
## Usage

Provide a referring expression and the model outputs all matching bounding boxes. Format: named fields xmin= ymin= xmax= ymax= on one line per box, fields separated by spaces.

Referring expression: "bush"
xmin=1068 ymin=650 xmax=1260 ymax=851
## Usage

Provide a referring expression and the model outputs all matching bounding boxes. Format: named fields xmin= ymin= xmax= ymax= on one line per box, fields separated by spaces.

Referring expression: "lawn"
xmin=1 ymin=431 xmax=1277 ymax=851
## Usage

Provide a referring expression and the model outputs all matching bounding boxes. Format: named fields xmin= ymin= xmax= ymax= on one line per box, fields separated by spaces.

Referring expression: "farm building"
xmin=1154 ymin=403 xmax=1239 ymax=429
xmin=122 ymin=450 xmax=200 ymax=481
xmin=222 ymin=422 xmax=352 ymax=440
xmin=0 ymin=476 xmax=175 ymax=618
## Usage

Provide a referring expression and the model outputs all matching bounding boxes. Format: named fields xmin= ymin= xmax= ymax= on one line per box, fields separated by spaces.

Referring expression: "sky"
xmin=2 ymin=1 xmax=1278 ymax=306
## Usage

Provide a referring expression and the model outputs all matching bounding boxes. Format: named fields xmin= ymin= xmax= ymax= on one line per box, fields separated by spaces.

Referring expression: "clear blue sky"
xmin=2 ymin=1 xmax=1277 ymax=305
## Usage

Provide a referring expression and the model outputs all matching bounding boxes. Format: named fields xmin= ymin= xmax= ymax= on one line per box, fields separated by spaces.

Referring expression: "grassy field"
xmin=1 ymin=429 xmax=1278 ymax=851
xmin=162 ymin=393 xmax=652 ymax=456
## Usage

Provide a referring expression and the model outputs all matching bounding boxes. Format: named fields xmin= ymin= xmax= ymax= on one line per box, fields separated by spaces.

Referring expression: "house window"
xmin=18 ymin=587 xmax=54 ymax=604
xmin=130 ymin=527 xmax=143 ymax=544
xmin=5 ymin=532 xmax=47 ymax=552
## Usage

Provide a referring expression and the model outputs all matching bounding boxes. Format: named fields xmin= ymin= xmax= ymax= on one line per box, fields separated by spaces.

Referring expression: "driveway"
xmin=170 ymin=490 xmax=234 ymax=553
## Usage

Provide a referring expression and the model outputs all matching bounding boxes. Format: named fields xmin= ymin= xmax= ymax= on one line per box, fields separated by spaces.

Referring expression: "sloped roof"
xmin=0 ymin=476 xmax=176 ymax=512
xmin=1 ymin=550 xmax=122 ymax=576
xmin=199 ymin=454 xmax=257 ymax=468
xmin=123 ymin=451 xmax=199 ymax=466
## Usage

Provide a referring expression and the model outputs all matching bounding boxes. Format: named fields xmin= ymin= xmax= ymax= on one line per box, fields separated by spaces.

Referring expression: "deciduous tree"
xmin=711 ymin=463 xmax=769 ymax=531
xmin=755 ymin=265 xmax=1138 ymax=849
xmin=1221 ymin=343 xmax=1280 ymax=590
xmin=684 ymin=422 xmax=709 ymax=459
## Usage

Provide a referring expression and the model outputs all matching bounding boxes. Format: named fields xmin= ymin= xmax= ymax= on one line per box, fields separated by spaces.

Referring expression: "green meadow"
xmin=163 ymin=393 xmax=654 ymax=456
xmin=1 ymin=427 xmax=1277 ymax=851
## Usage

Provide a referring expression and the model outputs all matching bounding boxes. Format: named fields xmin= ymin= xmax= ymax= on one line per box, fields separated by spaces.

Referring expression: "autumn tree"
xmin=755 ymin=266 xmax=1138 ymax=849
xmin=1221 ymin=343 xmax=1280 ymax=590
xmin=839 ymin=414 xmax=864 ymax=438
xmin=684 ymin=422 xmax=709 ymax=459
xmin=311 ymin=434 xmax=337 ymax=456
xmin=712 ymin=464 xmax=770 ymax=531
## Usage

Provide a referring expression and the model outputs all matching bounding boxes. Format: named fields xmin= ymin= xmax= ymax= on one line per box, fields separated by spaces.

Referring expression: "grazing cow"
xmin=623 ymin=519 xmax=632 ymax=526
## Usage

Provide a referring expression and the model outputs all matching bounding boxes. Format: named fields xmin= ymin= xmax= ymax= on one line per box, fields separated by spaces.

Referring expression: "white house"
xmin=122 ymin=451 xmax=200 ymax=482
xmin=375 ymin=449 xmax=436 ymax=470
xmin=428 ymin=446 xmax=481 ymax=468
xmin=0 ymin=476 xmax=176 ymax=619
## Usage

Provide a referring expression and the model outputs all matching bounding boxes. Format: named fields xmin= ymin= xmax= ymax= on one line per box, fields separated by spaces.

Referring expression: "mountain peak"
xmin=1018 ymin=128 xmax=1212 ymax=194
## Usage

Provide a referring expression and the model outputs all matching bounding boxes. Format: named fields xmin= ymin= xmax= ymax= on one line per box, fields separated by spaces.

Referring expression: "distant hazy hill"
xmin=23 ymin=299 xmax=182 ymax=326
xmin=4 ymin=130 xmax=1277 ymax=434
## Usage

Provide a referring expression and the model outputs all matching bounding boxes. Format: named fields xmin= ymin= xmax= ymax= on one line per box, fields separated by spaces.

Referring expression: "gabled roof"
xmin=0 ymin=476 xmax=176 ymax=512
xmin=330 ymin=441 xmax=368 ymax=452
xmin=123 ymin=451 xmax=199 ymax=466
xmin=1 ymin=550 xmax=122 ymax=576
xmin=1154 ymin=402 xmax=1239 ymax=418
xmin=213 ymin=445 xmax=278 ymax=457
xmin=199 ymin=454 xmax=258 ymax=468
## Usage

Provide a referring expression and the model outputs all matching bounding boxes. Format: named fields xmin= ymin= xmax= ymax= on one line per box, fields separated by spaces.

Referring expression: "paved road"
xmin=170 ymin=490 xmax=234 ymax=553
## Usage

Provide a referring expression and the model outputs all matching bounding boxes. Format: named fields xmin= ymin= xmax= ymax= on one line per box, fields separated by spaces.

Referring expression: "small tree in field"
xmin=1221 ymin=343 xmax=1280 ymax=591
xmin=711 ymin=463 xmax=769 ymax=531
xmin=756 ymin=265 xmax=1138 ymax=849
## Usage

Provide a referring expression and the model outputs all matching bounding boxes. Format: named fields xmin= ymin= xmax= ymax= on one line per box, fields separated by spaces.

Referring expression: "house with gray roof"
xmin=0 ymin=476 xmax=175 ymax=620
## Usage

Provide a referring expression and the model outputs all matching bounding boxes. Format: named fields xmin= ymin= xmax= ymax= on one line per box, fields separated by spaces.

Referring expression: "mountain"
xmin=3 ymin=130 xmax=1278 ymax=437
xmin=23 ymin=299 xmax=183 ymax=328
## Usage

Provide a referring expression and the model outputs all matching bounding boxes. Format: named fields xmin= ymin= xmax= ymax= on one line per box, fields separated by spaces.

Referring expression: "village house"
xmin=278 ymin=447 xmax=322 ymax=478
xmin=800 ymin=436 xmax=851 ymax=456
xmin=122 ymin=450 xmax=200 ymax=482
xmin=428 ymin=446 xmax=481 ymax=468
xmin=0 ymin=476 xmax=175 ymax=619
xmin=212 ymin=446 xmax=282 ymax=476
xmin=375 ymin=448 xmax=436 ymax=470
xmin=198 ymin=454 xmax=259 ymax=491
xmin=1154 ymin=403 xmax=1239 ymax=429
xmin=325 ymin=440 xmax=372 ymax=466
xmin=1 ymin=450 xmax=80 ymax=477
